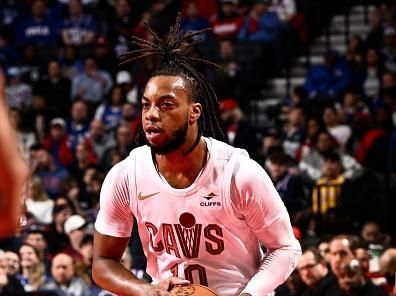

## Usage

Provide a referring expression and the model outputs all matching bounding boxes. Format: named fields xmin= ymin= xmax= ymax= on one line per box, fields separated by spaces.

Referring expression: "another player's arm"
xmin=232 ymin=158 xmax=302 ymax=296
xmin=0 ymin=69 xmax=29 ymax=237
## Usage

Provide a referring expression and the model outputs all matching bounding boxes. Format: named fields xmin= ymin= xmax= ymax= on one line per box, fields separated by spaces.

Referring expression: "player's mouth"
xmin=145 ymin=125 xmax=162 ymax=141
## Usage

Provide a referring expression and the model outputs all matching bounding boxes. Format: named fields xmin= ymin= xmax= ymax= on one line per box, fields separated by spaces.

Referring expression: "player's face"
xmin=142 ymin=75 xmax=197 ymax=154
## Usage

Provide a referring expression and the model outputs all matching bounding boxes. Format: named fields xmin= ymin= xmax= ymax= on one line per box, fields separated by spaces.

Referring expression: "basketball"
xmin=170 ymin=284 xmax=220 ymax=296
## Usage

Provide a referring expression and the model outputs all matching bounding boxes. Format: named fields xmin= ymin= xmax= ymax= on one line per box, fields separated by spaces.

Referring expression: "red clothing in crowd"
xmin=212 ymin=16 xmax=243 ymax=40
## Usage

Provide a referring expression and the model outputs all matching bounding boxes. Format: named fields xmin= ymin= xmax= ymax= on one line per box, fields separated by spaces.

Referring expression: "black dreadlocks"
xmin=119 ymin=13 xmax=225 ymax=152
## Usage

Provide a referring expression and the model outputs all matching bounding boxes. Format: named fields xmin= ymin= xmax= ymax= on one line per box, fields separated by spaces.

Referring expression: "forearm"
xmin=241 ymin=238 xmax=301 ymax=296
xmin=92 ymin=257 xmax=149 ymax=296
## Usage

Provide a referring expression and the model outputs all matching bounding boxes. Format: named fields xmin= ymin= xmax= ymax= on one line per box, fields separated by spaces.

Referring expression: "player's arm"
xmin=93 ymin=158 xmax=188 ymax=295
xmin=0 ymin=69 xmax=29 ymax=237
xmin=231 ymin=157 xmax=301 ymax=296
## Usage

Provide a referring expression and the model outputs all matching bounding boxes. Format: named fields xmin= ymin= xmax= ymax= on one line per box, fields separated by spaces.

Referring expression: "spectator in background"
xmin=211 ymin=0 xmax=242 ymax=41
xmin=83 ymin=119 xmax=115 ymax=163
xmin=337 ymin=90 xmax=371 ymax=142
xmin=355 ymin=106 xmax=393 ymax=172
xmin=37 ymin=59 xmax=71 ymax=118
xmin=365 ymin=9 xmax=384 ymax=50
xmin=5 ymin=66 xmax=32 ymax=110
xmin=47 ymin=200 xmax=73 ymax=256
xmin=15 ymin=0 xmax=60 ymax=48
xmin=0 ymin=1 xmax=23 ymax=35
xmin=267 ymin=150 xmax=306 ymax=215
xmin=282 ymin=106 xmax=306 ymax=159
xmin=296 ymin=117 xmax=323 ymax=161
xmin=363 ymin=48 xmax=384 ymax=100
xmin=297 ymin=248 xmax=336 ymax=296
xmin=360 ymin=221 xmax=390 ymax=248
xmin=352 ymin=241 xmax=370 ymax=276
xmin=213 ymin=40 xmax=242 ymax=99
xmin=62 ymin=214 xmax=88 ymax=261
xmin=101 ymin=124 xmax=135 ymax=170
xmin=67 ymin=99 xmax=90 ymax=151
xmin=109 ymin=0 xmax=135 ymax=57
xmin=0 ymin=32 xmax=20 ymax=72
xmin=25 ymin=93 xmax=57 ymax=143
xmin=25 ymin=176 xmax=54 ymax=225
xmin=345 ymin=35 xmax=365 ymax=88
xmin=19 ymin=243 xmax=47 ymax=292
xmin=305 ymin=50 xmax=352 ymax=103
xmin=329 ymin=235 xmax=354 ymax=281
xmin=42 ymin=117 xmax=74 ymax=168
xmin=181 ymin=1 xmax=210 ymax=40
xmin=32 ymin=147 xmax=69 ymax=198
xmin=116 ymin=70 xmax=139 ymax=105
xmin=0 ymin=250 xmax=24 ymax=293
xmin=382 ymin=26 xmax=396 ymax=73
xmin=93 ymin=36 xmax=118 ymax=76
xmin=4 ymin=250 xmax=20 ymax=278
xmin=60 ymin=45 xmax=84 ymax=79
xmin=337 ymin=259 xmax=387 ymax=296
xmin=9 ymin=107 xmax=37 ymax=163
xmin=311 ymin=151 xmax=350 ymax=235
xmin=69 ymin=141 xmax=97 ymax=179
xmin=121 ymin=102 xmax=140 ymax=141
xmin=61 ymin=0 xmax=96 ymax=47
xmin=299 ymin=130 xmax=362 ymax=183
xmin=40 ymin=252 xmax=89 ymax=296
xmin=322 ymin=106 xmax=352 ymax=150
xmin=94 ymin=85 xmax=125 ymax=132
xmin=71 ymin=56 xmax=113 ymax=109
xmin=219 ymin=97 xmax=261 ymax=159
xmin=23 ymin=225 xmax=51 ymax=273
xmin=238 ymin=0 xmax=281 ymax=43
xmin=379 ymin=248 xmax=396 ymax=294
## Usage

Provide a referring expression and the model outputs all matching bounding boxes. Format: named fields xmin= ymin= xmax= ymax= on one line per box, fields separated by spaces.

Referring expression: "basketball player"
xmin=0 ymin=69 xmax=29 ymax=237
xmin=93 ymin=15 xmax=301 ymax=296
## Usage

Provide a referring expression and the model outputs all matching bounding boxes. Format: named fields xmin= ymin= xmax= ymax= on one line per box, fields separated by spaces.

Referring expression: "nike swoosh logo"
xmin=138 ymin=192 xmax=160 ymax=200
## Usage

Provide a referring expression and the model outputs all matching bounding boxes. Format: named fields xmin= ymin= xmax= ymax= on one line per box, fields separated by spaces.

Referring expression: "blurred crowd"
xmin=0 ymin=0 xmax=395 ymax=295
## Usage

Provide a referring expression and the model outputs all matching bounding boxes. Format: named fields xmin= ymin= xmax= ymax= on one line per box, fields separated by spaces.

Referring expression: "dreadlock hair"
xmin=120 ymin=13 xmax=225 ymax=153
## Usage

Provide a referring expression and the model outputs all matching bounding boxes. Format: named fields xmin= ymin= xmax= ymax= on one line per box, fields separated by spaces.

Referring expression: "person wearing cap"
xmin=62 ymin=215 xmax=89 ymax=261
xmin=5 ymin=66 xmax=32 ymax=110
xmin=219 ymin=98 xmax=261 ymax=159
xmin=94 ymin=36 xmax=118 ymax=76
xmin=42 ymin=117 xmax=74 ymax=168
xmin=116 ymin=70 xmax=139 ymax=105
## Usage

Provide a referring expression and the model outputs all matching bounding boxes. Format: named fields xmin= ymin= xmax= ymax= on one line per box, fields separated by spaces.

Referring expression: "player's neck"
xmin=154 ymin=137 xmax=208 ymax=188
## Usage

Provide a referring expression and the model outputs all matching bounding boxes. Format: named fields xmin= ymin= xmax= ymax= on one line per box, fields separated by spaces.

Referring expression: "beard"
xmin=148 ymin=120 xmax=189 ymax=155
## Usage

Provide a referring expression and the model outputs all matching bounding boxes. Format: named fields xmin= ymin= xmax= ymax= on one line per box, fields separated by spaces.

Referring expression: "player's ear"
xmin=189 ymin=103 xmax=202 ymax=124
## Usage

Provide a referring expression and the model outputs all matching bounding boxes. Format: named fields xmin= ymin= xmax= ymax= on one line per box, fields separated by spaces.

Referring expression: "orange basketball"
xmin=170 ymin=284 xmax=219 ymax=296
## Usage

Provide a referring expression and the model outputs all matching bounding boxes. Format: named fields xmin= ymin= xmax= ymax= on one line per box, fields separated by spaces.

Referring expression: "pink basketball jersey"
xmin=95 ymin=138 xmax=294 ymax=295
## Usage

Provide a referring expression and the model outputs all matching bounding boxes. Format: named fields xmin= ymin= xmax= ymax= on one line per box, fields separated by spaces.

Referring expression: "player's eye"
xmin=161 ymin=101 xmax=174 ymax=108
xmin=142 ymin=102 xmax=150 ymax=109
